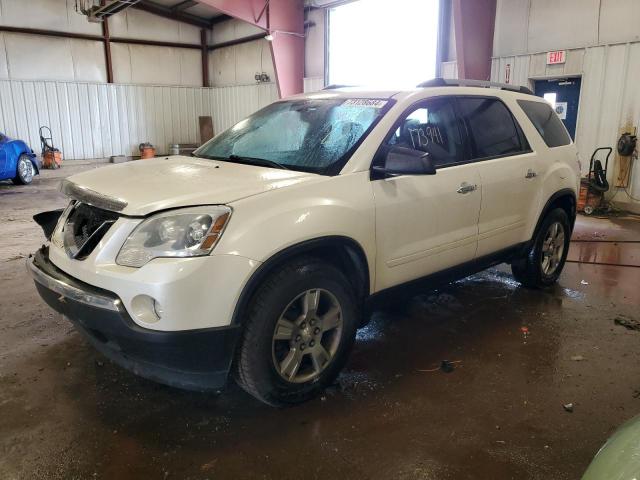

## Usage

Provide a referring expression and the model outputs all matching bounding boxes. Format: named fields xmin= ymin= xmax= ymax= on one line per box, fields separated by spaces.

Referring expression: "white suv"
xmin=29 ymin=80 xmax=580 ymax=406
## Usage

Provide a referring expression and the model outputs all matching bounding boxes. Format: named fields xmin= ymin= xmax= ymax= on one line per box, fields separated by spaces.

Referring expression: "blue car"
xmin=0 ymin=132 xmax=39 ymax=185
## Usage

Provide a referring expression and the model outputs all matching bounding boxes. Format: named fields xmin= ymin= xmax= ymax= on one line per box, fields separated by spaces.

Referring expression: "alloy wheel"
xmin=271 ymin=288 xmax=343 ymax=384
xmin=541 ymin=221 xmax=565 ymax=276
xmin=18 ymin=158 xmax=34 ymax=183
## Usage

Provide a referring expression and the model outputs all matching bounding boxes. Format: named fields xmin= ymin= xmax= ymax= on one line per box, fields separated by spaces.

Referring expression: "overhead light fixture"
xmin=264 ymin=31 xmax=304 ymax=42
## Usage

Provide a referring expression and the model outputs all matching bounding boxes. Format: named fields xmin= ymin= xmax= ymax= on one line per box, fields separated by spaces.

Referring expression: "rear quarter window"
xmin=456 ymin=97 xmax=528 ymax=159
xmin=517 ymin=99 xmax=571 ymax=148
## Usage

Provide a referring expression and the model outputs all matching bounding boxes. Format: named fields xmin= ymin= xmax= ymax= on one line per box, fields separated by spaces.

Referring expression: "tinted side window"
xmin=517 ymin=99 xmax=571 ymax=147
xmin=457 ymin=98 xmax=525 ymax=159
xmin=387 ymin=99 xmax=463 ymax=167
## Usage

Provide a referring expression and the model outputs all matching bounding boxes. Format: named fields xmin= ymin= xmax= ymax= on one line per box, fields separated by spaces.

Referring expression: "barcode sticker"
xmin=343 ymin=99 xmax=388 ymax=108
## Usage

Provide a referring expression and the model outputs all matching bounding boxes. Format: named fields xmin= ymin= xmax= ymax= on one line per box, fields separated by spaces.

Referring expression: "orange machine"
xmin=40 ymin=126 xmax=62 ymax=169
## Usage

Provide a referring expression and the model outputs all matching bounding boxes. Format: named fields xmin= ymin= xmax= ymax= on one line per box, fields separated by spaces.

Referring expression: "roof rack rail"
xmin=417 ymin=77 xmax=534 ymax=95
xmin=323 ymin=84 xmax=357 ymax=90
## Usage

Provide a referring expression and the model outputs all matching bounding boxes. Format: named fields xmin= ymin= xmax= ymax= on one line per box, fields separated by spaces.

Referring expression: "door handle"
xmin=525 ymin=169 xmax=537 ymax=179
xmin=457 ymin=182 xmax=477 ymax=194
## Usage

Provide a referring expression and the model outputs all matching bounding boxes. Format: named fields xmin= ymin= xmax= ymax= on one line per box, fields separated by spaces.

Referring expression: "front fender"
xmin=9 ymin=140 xmax=39 ymax=174
xmin=217 ymin=171 xmax=376 ymax=290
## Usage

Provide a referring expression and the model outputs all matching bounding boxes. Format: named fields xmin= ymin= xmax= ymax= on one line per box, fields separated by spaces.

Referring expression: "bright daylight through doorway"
xmin=328 ymin=0 xmax=440 ymax=89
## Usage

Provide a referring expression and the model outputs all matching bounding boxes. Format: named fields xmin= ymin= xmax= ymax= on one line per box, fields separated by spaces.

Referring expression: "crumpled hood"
xmin=63 ymin=156 xmax=319 ymax=216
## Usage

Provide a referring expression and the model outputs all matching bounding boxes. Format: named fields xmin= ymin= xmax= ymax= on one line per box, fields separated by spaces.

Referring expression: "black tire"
xmin=234 ymin=257 xmax=359 ymax=406
xmin=511 ymin=208 xmax=571 ymax=288
xmin=12 ymin=154 xmax=34 ymax=185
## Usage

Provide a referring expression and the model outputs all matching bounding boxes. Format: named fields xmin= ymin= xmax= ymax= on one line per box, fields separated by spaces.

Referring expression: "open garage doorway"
xmin=327 ymin=0 xmax=440 ymax=89
xmin=534 ymin=77 xmax=582 ymax=140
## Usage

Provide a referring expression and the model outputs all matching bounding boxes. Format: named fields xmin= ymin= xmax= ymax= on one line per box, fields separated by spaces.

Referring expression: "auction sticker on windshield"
xmin=343 ymin=99 xmax=388 ymax=108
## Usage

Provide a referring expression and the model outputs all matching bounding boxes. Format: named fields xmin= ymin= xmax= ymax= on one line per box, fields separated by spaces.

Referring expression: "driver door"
xmin=371 ymin=98 xmax=481 ymax=291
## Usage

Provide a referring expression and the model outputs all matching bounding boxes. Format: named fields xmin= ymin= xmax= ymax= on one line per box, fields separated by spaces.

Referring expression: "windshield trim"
xmin=193 ymin=98 xmax=397 ymax=177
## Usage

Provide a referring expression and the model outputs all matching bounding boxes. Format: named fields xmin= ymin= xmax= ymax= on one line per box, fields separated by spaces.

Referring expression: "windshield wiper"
xmin=227 ymin=154 xmax=289 ymax=170
xmin=191 ymin=153 xmax=289 ymax=170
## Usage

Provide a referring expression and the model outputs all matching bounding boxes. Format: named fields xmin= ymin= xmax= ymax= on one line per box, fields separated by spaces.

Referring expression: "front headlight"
xmin=116 ymin=206 xmax=231 ymax=268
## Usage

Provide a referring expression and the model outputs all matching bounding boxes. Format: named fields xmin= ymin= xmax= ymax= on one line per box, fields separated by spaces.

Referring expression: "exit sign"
xmin=547 ymin=50 xmax=566 ymax=65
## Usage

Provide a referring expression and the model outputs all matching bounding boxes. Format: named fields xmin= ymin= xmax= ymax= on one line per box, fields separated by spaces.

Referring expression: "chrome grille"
xmin=62 ymin=202 xmax=119 ymax=260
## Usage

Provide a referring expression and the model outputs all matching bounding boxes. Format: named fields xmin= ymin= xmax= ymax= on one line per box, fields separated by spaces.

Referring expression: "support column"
xmin=453 ymin=0 xmax=496 ymax=81
xmin=196 ymin=0 xmax=304 ymax=97
xmin=267 ymin=0 xmax=304 ymax=98
xmin=201 ymin=28 xmax=209 ymax=87
xmin=101 ymin=1 xmax=114 ymax=83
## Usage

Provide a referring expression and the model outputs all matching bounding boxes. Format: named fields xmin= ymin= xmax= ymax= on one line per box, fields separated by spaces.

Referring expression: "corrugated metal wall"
xmin=0 ymin=80 xmax=278 ymax=160
xmin=491 ymin=41 xmax=640 ymax=207
xmin=440 ymin=61 xmax=458 ymax=79
xmin=303 ymin=77 xmax=325 ymax=92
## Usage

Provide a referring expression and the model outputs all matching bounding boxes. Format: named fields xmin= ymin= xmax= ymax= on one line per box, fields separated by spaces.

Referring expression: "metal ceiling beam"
xmin=195 ymin=0 xmax=269 ymax=29
xmin=0 ymin=26 xmax=200 ymax=49
xmin=134 ymin=0 xmax=213 ymax=28
xmin=171 ymin=0 xmax=198 ymax=12
xmin=0 ymin=25 xmax=102 ymax=42
xmin=208 ymin=32 xmax=267 ymax=50
xmin=211 ymin=13 xmax=232 ymax=24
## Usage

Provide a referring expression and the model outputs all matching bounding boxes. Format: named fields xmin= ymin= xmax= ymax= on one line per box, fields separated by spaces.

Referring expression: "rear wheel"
xmin=512 ymin=208 xmax=571 ymax=288
xmin=12 ymin=154 xmax=34 ymax=185
xmin=234 ymin=257 xmax=359 ymax=406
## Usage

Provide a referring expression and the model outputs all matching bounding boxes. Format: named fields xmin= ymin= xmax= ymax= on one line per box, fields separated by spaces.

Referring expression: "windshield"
xmin=193 ymin=98 xmax=390 ymax=175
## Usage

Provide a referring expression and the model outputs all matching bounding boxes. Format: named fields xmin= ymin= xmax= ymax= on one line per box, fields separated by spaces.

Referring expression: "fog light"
xmin=152 ymin=299 xmax=163 ymax=319
xmin=131 ymin=295 xmax=161 ymax=324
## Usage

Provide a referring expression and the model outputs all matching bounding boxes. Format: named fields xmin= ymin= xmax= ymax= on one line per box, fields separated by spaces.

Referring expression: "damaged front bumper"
xmin=27 ymin=246 xmax=241 ymax=392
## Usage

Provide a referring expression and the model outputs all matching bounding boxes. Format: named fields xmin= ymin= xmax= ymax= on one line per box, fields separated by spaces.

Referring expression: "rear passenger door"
xmin=455 ymin=96 xmax=540 ymax=258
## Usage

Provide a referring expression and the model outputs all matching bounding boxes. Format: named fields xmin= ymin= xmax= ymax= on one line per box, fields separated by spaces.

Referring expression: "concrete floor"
xmin=1 ymin=165 xmax=640 ymax=480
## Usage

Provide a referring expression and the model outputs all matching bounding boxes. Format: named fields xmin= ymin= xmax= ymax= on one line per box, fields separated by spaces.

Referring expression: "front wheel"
xmin=234 ymin=257 xmax=358 ymax=406
xmin=512 ymin=208 xmax=571 ymax=288
xmin=12 ymin=154 xmax=35 ymax=185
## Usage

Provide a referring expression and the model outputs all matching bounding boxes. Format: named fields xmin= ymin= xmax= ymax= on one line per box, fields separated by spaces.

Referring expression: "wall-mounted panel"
xmin=70 ymin=39 xmax=108 ymax=82
xmin=0 ymin=0 xmax=101 ymax=36
xmin=0 ymin=80 xmax=278 ymax=160
xmin=209 ymin=47 xmax=236 ymax=86
xmin=112 ymin=44 xmax=201 ymax=87
xmin=528 ymin=0 xmax=599 ymax=53
xmin=496 ymin=0 xmax=640 ymax=56
xmin=4 ymin=34 xmax=76 ymax=81
xmin=1 ymin=33 xmax=105 ymax=82
xmin=493 ymin=0 xmax=529 ymax=57
xmin=178 ymin=49 xmax=202 ymax=87
xmin=209 ymin=18 xmax=264 ymax=45
xmin=111 ymin=43 xmax=132 ymax=84
xmin=209 ymin=39 xmax=274 ymax=88
xmin=235 ymin=40 xmax=265 ymax=84
xmin=108 ymin=8 xmax=200 ymax=45
xmin=599 ymin=0 xmax=640 ymax=45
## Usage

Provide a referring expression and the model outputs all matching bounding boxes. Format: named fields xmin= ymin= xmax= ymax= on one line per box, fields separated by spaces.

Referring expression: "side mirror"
xmin=371 ymin=146 xmax=436 ymax=179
